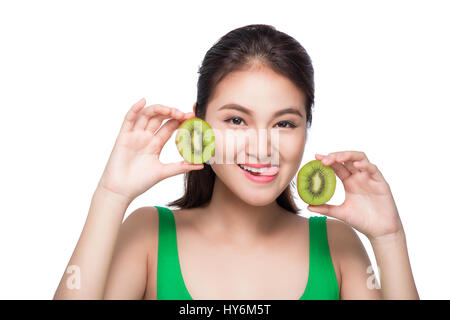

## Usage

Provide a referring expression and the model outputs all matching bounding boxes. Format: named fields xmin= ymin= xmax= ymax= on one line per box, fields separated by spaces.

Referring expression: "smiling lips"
xmin=237 ymin=164 xmax=280 ymax=176
xmin=242 ymin=163 xmax=273 ymax=168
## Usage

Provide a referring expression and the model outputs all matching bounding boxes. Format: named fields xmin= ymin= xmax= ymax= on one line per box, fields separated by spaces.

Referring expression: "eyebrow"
xmin=218 ymin=103 xmax=303 ymax=118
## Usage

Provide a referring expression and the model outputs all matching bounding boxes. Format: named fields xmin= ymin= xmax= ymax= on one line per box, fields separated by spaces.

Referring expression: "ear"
xmin=193 ymin=102 xmax=197 ymax=114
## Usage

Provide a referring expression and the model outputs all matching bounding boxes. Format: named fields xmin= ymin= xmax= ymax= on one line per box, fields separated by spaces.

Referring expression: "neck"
xmin=199 ymin=177 xmax=284 ymax=245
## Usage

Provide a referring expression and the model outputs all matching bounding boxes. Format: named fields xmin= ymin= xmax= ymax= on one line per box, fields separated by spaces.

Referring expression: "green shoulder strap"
xmin=155 ymin=206 xmax=192 ymax=300
xmin=301 ymin=216 xmax=340 ymax=300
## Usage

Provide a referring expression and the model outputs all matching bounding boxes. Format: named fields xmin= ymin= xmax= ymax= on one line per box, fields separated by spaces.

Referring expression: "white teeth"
xmin=238 ymin=164 xmax=269 ymax=174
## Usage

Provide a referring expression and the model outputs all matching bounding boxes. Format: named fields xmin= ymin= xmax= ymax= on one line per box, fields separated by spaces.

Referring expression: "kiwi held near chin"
xmin=175 ymin=117 xmax=215 ymax=164
xmin=297 ymin=160 xmax=336 ymax=205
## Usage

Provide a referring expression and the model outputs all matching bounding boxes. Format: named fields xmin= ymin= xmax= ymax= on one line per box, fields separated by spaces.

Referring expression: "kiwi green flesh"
xmin=176 ymin=117 xmax=215 ymax=164
xmin=297 ymin=159 xmax=336 ymax=205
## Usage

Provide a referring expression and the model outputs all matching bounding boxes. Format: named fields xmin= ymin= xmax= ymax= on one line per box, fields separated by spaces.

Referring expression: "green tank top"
xmin=155 ymin=206 xmax=340 ymax=300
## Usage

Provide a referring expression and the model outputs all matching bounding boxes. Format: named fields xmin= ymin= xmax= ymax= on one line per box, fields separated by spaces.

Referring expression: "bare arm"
xmin=103 ymin=206 xmax=159 ymax=299
xmin=328 ymin=219 xmax=382 ymax=300
xmin=53 ymin=187 xmax=132 ymax=299
xmin=53 ymin=98 xmax=203 ymax=299
xmin=329 ymin=219 xmax=418 ymax=300
xmin=369 ymin=230 xmax=419 ymax=299
xmin=309 ymin=151 xmax=419 ymax=300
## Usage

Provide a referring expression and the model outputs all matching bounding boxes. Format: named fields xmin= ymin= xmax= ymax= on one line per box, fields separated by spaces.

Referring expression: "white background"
xmin=1 ymin=0 xmax=449 ymax=299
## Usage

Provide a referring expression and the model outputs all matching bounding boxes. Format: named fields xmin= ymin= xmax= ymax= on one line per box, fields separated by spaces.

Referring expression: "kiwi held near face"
xmin=175 ymin=117 xmax=215 ymax=164
xmin=297 ymin=159 xmax=336 ymax=205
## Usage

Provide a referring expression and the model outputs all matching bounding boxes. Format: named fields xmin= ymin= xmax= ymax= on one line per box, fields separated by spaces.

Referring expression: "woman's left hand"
xmin=307 ymin=151 xmax=404 ymax=242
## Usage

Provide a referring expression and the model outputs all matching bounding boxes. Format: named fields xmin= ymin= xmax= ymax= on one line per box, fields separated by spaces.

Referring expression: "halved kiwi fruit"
xmin=175 ymin=117 xmax=215 ymax=164
xmin=297 ymin=159 xmax=336 ymax=205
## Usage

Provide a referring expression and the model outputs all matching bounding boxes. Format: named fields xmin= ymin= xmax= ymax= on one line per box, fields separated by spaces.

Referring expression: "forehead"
xmin=208 ymin=66 xmax=306 ymax=113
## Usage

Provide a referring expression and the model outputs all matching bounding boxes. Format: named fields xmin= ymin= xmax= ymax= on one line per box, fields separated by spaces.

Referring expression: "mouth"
xmin=236 ymin=163 xmax=279 ymax=183
xmin=237 ymin=163 xmax=279 ymax=175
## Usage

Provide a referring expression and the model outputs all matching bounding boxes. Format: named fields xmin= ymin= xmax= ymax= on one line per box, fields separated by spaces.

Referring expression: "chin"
xmin=233 ymin=188 xmax=279 ymax=206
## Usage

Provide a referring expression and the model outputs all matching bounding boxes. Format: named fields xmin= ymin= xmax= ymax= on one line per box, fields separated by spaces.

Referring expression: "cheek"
xmin=210 ymin=128 xmax=247 ymax=164
xmin=210 ymin=163 xmax=240 ymax=186
xmin=210 ymin=128 xmax=236 ymax=164
xmin=278 ymin=133 xmax=306 ymax=170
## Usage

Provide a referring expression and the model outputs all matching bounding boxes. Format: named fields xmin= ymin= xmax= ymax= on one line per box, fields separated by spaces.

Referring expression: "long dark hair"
xmin=167 ymin=24 xmax=315 ymax=214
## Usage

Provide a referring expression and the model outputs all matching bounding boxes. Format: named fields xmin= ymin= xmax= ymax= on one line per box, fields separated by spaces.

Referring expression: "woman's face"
xmin=204 ymin=64 xmax=308 ymax=207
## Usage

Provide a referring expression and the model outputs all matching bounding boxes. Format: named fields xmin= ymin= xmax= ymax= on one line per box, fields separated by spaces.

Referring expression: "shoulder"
xmin=119 ymin=206 xmax=160 ymax=250
xmin=325 ymin=218 xmax=367 ymax=277
xmin=326 ymin=217 xmax=364 ymax=251
xmin=323 ymin=218 xmax=382 ymax=299
xmin=325 ymin=218 xmax=362 ymax=246
xmin=325 ymin=218 xmax=374 ymax=284
xmin=123 ymin=206 xmax=159 ymax=228
xmin=326 ymin=217 xmax=367 ymax=284
xmin=104 ymin=206 xmax=159 ymax=299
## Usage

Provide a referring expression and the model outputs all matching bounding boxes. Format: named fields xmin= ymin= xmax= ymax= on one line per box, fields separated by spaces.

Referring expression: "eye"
xmin=275 ymin=120 xmax=297 ymax=129
xmin=224 ymin=116 xmax=246 ymax=126
xmin=224 ymin=117 xmax=297 ymax=128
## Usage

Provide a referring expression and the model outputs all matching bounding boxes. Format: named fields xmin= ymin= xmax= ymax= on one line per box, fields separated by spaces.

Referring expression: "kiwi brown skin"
xmin=175 ymin=117 xmax=215 ymax=164
xmin=296 ymin=159 xmax=336 ymax=206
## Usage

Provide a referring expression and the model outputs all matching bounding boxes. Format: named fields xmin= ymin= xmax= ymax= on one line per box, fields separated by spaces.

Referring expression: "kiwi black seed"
xmin=297 ymin=159 xmax=336 ymax=205
xmin=175 ymin=117 xmax=215 ymax=164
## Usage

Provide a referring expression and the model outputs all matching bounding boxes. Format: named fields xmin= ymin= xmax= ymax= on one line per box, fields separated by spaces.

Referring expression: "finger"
xmin=343 ymin=160 xmax=359 ymax=174
xmin=307 ymin=203 xmax=347 ymax=221
xmin=145 ymin=108 xmax=186 ymax=133
xmin=160 ymin=160 xmax=204 ymax=178
xmin=330 ymin=151 xmax=368 ymax=163
xmin=135 ymin=105 xmax=172 ymax=131
xmin=316 ymin=154 xmax=351 ymax=180
xmin=184 ymin=112 xmax=195 ymax=120
xmin=319 ymin=153 xmax=338 ymax=166
xmin=135 ymin=105 xmax=171 ymax=131
xmin=144 ymin=113 xmax=172 ymax=133
xmin=329 ymin=162 xmax=352 ymax=180
xmin=153 ymin=118 xmax=182 ymax=147
xmin=320 ymin=152 xmax=368 ymax=174
xmin=353 ymin=159 xmax=385 ymax=181
xmin=120 ymin=98 xmax=146 ymax=133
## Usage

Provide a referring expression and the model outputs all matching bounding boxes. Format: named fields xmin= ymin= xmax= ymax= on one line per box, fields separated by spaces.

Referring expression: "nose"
xmin=244 ymin=128 xmax=280 ymax=166
xmin=211 ymin=127 xmax=280 ymax=165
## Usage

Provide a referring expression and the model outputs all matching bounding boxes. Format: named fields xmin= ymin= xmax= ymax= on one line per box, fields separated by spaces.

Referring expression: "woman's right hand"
xmin=96 ymin=98 xmax=204 ymax=203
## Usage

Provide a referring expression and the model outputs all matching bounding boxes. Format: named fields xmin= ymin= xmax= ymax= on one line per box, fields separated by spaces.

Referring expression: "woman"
xmin=53 ymin=24 xmax=419 ymax=300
